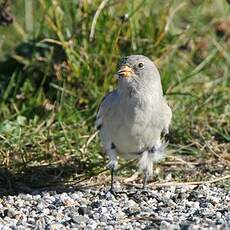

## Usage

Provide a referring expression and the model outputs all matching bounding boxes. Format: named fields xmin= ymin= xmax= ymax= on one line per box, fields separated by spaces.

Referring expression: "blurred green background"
xmin=0 ymin=0 xmax=229 ymax=190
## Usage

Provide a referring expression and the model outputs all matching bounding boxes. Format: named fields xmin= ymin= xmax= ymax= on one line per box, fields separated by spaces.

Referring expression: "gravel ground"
xmin=0 ymin=183 xmax=229 ymax=230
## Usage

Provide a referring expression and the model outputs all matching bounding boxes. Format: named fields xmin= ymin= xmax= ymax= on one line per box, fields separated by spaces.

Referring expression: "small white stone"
xmin=193 ymin=201 xmax=200 ymax=209
xmin=100 ymin=207 xmax=107 ymax=214
xmin=160 ymin=220 xmax=173 ymax=230
xmin=43 ymin=208 xmax=50 ymax=215
xmin=127 ymin=199 xmax=137 ymax=207
xmin=210 ymin=196 xmax=219 ymax=205
xmin=88 ymin=219 xmax=97 ymax=229
xmin=216 ymin=211 xmax=222 ymax=219
xmin=165 ymin=191 xmax=171 ymax=199
xmin=165 ymin=173 xmax=172 ymax=181
xmin=105 ymin=225 xmax=114 ymax=230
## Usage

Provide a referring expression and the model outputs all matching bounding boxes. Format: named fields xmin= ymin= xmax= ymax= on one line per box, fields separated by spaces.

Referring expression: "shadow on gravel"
xmin=0 ymin=158 xmax=95 ymax=197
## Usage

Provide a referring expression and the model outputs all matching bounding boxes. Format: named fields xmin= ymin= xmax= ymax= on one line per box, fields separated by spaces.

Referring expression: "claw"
xmin=109 ymin=187 xmax=117 ymax=196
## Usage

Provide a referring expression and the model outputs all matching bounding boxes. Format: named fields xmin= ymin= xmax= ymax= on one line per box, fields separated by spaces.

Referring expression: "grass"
xmin=0 ymin=0 xmax=229 ymax=193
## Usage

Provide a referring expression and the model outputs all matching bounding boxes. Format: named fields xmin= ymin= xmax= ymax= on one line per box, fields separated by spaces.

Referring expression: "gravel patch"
xmin=0 ymin=184 xmax=229 ymax=229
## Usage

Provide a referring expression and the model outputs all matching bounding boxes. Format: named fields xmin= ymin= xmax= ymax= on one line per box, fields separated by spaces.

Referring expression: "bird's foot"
xmin=109 ymin=186 xmax=117 ymax=196
xmin=142 ymin=182 xmax=148 ymax=191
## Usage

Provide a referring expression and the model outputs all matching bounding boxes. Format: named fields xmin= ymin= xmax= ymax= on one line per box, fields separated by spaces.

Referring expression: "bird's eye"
xmin=138 ymin=62 xmax=144 ymax=68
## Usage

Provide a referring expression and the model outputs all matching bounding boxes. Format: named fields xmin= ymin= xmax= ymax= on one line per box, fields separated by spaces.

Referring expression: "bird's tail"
xmin=138 ymin=141 xmax=168 ymax=177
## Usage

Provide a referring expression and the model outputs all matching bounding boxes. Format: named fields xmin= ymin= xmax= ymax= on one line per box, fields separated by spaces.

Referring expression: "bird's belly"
xmin=111 ymin=120 xmax=159 ymax=157
xmin=105 ymin=96 xmax=161 ymax=157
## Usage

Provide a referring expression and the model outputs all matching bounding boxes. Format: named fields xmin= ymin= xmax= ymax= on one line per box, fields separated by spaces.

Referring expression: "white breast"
xmin=103 ymin=91 xmax=162 ymax=157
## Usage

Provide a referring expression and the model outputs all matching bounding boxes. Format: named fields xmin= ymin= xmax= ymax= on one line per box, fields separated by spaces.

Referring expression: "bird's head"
xmin=115 ymin=55 xmax=162 ymax=94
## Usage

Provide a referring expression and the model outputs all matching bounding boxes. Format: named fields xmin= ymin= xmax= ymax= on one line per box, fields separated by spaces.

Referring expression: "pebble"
xmin=0 ymin=184 xmax=229 ymax=229
xmin=71 ymin=215 xmax=89 ymax=224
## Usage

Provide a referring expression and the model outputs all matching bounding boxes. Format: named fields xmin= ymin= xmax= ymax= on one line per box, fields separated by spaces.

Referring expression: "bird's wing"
xmin=160 ymin=98 xmax=172 ymax=135
xmin=95 ymin=90 xmax=117 ymax=130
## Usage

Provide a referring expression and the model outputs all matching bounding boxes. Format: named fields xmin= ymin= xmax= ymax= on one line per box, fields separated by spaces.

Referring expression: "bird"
xmin=95 ymin=55 xmax=172 ymax=191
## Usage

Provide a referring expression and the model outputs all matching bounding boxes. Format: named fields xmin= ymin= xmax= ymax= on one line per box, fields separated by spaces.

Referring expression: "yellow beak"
xmin=117 ymin=65 xmax=134 ymax=78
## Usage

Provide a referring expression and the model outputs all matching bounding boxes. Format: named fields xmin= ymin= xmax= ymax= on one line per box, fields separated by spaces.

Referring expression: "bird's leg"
xmin=106 ymin=143 xmax=118 ymax=194
xmin=139 ymin=151 xmax=151 ymax=190
xmin=110 ymin=167 xmax=115 ymax=193
xmin=142 ymin=146 xmax=157 ymax=190
xmin=143 ymin=169 xmax=149 ymax=190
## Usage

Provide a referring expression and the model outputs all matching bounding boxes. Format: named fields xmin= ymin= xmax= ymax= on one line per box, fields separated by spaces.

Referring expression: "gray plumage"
xmin=96 ymin=55 xmax=172 ymax=189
